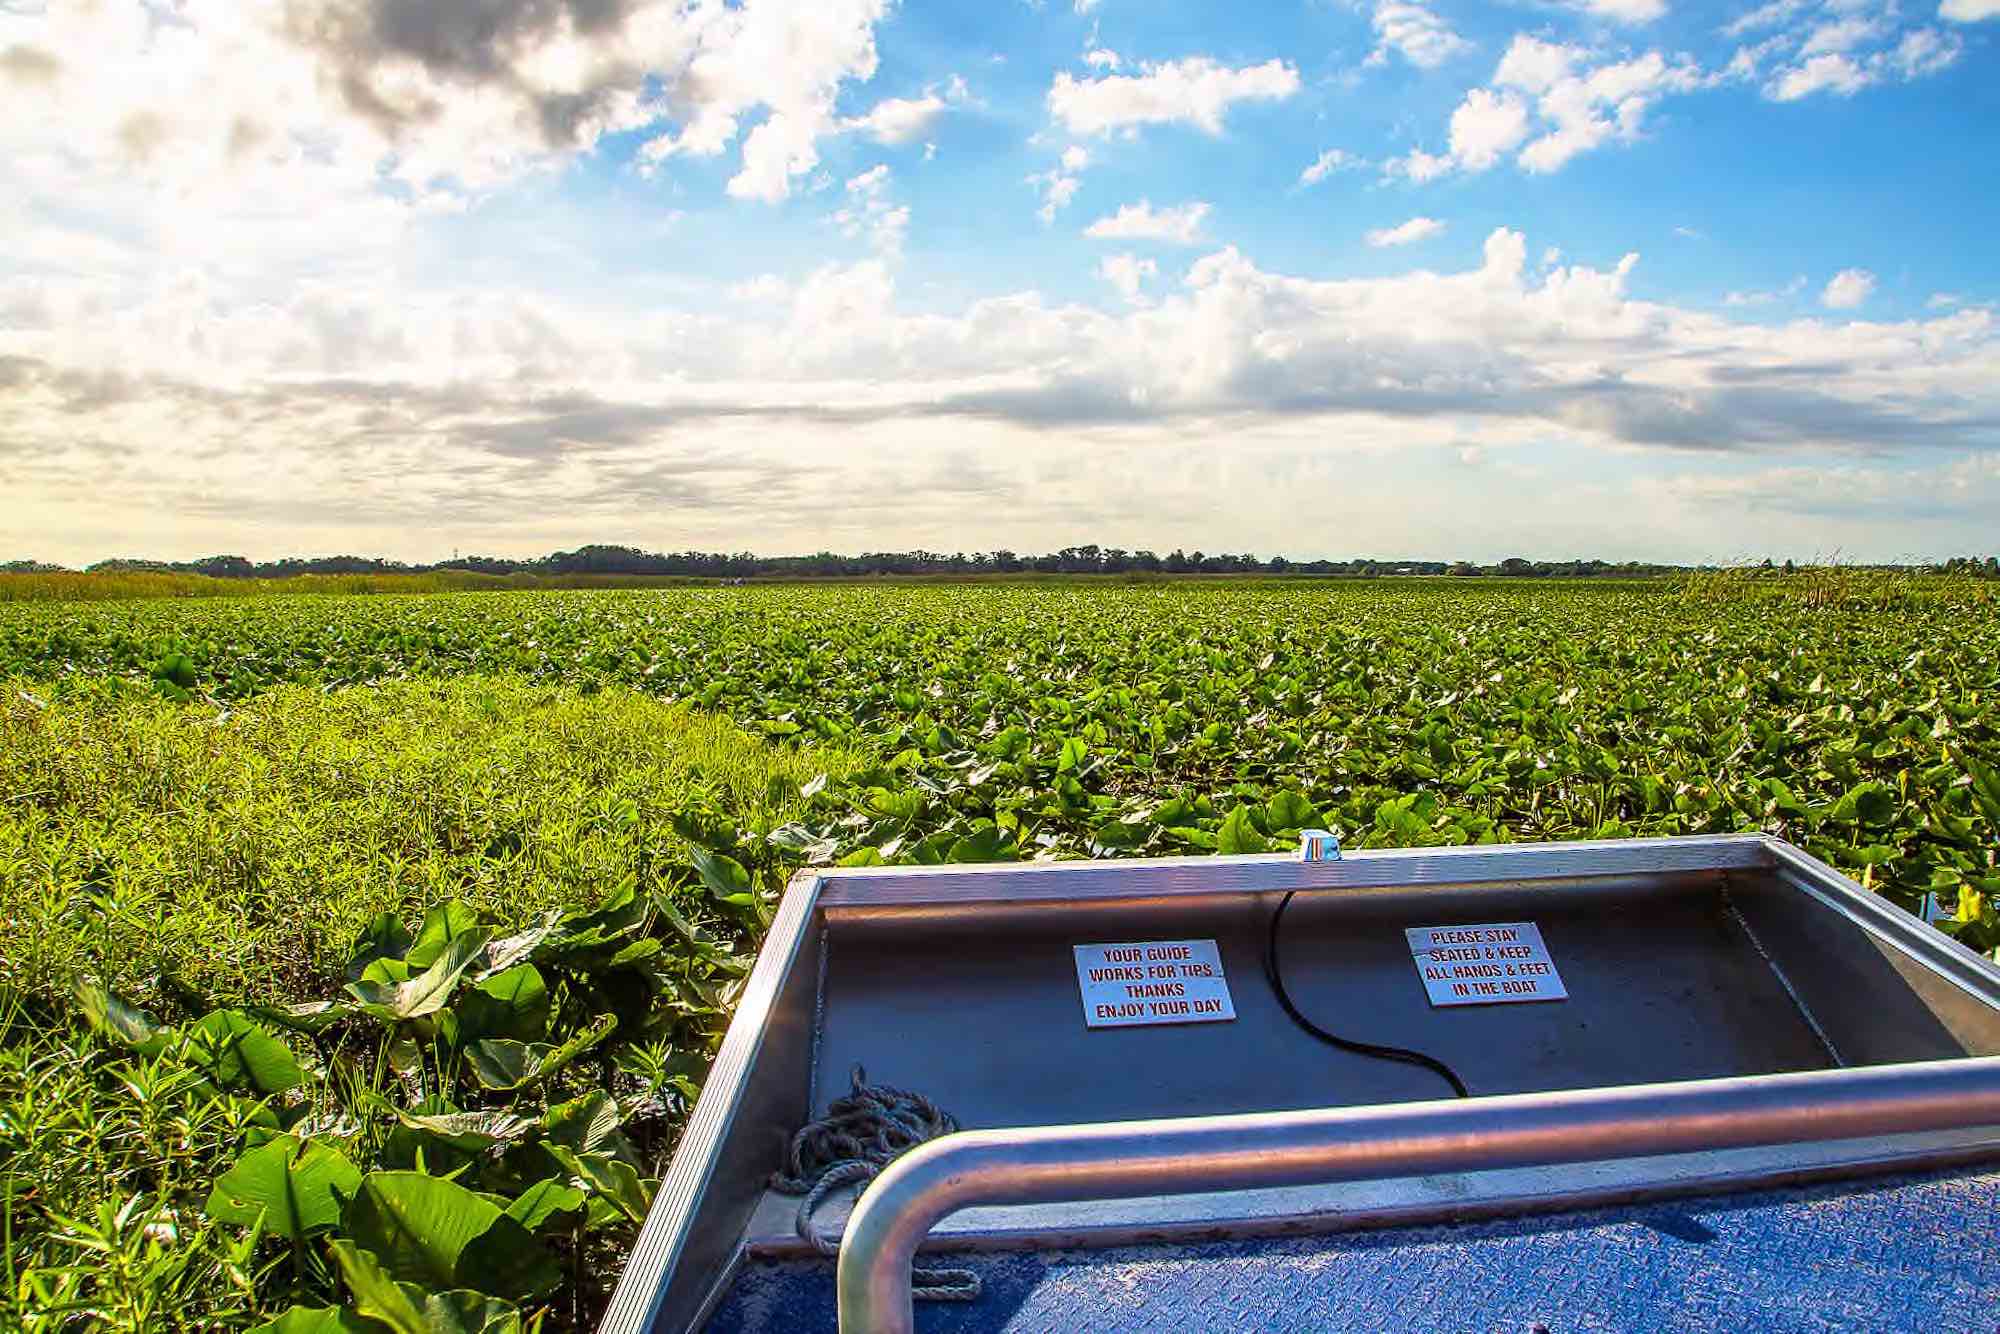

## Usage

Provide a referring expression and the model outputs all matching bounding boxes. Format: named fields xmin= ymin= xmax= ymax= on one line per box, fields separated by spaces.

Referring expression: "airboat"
xmin=600 ymin=834 xmax=2000 ymax=1331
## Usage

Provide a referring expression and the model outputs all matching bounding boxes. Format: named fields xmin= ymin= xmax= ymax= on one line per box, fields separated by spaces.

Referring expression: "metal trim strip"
xmin=1759 ymin=836 xmax=2000 ymax=1004
xmin=597 ymin=868 xmax=827 ymax=1334
xmin=815 ymin=833 xmax=1773 ymax=907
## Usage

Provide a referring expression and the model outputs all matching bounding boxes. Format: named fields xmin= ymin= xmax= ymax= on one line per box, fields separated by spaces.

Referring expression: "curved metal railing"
xmin=836 ymin=1056 xmax=2000 ymax=1332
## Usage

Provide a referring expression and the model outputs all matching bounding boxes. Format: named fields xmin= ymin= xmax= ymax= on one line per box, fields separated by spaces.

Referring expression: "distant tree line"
xmin=9 ymin=546 xmax=1994 ymax=580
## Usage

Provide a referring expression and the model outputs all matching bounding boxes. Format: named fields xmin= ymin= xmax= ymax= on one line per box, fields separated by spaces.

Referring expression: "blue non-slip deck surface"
xmin=703 ymin=1170 xmax=2000 ymax=1332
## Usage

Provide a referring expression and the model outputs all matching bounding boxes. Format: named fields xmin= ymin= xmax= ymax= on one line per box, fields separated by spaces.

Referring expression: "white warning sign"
xmin=1405 ymin=922 xmax=1567 ymax=1007
xmin=1074 ymin=940 xmax=1236 ymax=1028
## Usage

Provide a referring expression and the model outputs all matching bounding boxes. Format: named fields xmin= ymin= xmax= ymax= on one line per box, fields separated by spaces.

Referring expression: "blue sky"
xmin=3 ymin=0 xmax=1998 ymax=565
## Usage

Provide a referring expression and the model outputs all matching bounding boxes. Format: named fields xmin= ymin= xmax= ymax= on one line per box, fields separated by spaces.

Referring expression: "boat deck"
xmin=705 ymin=1167 xmax=2000 ymax=1332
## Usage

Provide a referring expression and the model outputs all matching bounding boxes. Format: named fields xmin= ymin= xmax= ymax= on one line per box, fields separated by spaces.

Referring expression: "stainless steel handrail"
xmin=836 ymin=1056 xmax=2000 ymax=1333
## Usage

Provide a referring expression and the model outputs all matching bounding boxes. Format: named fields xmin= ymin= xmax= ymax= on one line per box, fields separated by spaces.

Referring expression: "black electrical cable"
xmin=1264 ymin=888 xmax=1470 ymax=1099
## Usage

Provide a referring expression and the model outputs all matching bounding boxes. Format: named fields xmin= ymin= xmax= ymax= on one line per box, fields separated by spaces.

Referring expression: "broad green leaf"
xmin=416 ymin=1292 xmax=526 ymax=1334
xmin=390 ymin=1109 xmax=534 ymax=1152
xmin=475 ymin=910 xmax=564 ymax=978
xmin=545 ymin=1145 xmax=653 ymax=1224
xmin=206 ymin=1135 xmax=361 ymax=1242
xmin=187 ymin=1010 xmax=306 ymax=1095
xmin=504 ymin=1179 xmax=587 ymax=1235
xmin=541 ymin=1091 xmax=626 ymax=1156
xmin=73 ymin=978 xmax=168 ymax=1054
xmin=343 ymin=1174 xmax=498 ymax=1291
xmin=690 ymin=847 xmax=753 ymax=902
xmin=546 ymin=884 xmax=648 ymax=954
xmin=405 ymin=903 xmax=484 ymax=969
xmin=464 ymin=1013 xmax=617 ymax=1092
xmin=249 ymin=1306 xmax=379 ymax=1334
xmin=346 ymin=928 xmax=494 ymax=1022
xmin=329 ymin=1240 xmax=426 ymax=1334
xmin=448 ymin=964 xmax=549 ymax=1046
xmin=946 ymin=823 xmax=1015 ymax=863
xmin=1086 ymin=821 xmax=1144 ymax=855
xmin=1216 ymin=804 xmax=1272 ymax=855
xmin=1264 ymin=790 xmax=1322 ymax=834
xmin=251 ymin=999 xmax=356 ymax=1036
xmin=348 ymin=912 xmax=414 ymax=981
xmin=342 ymin=1173 xmax=556 ymax=1300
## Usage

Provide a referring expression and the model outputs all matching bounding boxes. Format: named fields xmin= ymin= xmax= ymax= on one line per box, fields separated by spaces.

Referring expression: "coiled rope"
xmin=770 ymin=1065 xmax=981 ymax=1302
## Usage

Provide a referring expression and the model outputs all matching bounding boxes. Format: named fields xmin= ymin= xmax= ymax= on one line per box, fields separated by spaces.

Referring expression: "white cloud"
xmin=1365 ymin=3 xmax=1473 ymax=70
xmin=829 ymin=164 xmax=908 ymax=255
xmin=1299 ymin=148 xmax=1361 ymax=185
xmin=1928 ymin=293 xmax=1964 ymax=309
xmin=1725 ymin=276 xmax=1807 ymax=306
xmin=1083 ymin=200 xmax=1211 ymax=244
xmin=1800 ymin=17 xmax=1884 ymax=55
xmin=11 ymin=219 xmax=2000 ymax=567
xmin=730 ymin=273 xmax=792 ymax=303
xmin=1563 ymin=0 xmax=1668 ymax=23
xmin=1494 ymin=36 xmax=1587 ymax=92
xmin=1759 ymin=17 xmax=1961 ymax=100
xmin=1366 ymin=216 xmax=1446 ymax=247
xmin=842 ymin=93 xmax=948 ymax=145
xmin=1028 ymin=150 xmax=1089 ymax=222
xmin=1766 ymin=52 xmax=1873 ymax=99
xmin=1648 ymin=454 xmax=2000 ymax=527
xmin=1049 ymin=57 xmax=1300 ymax=136
xmin=1822 ymin=268 xmax=1876 ymax=309
xmin=1881 ymin=28 xmax=1962 ymax=78
xmin=1396 ymin=37 xmax=1700 ymax=180
xmin=1723 ymin=0 xmax=1810 ymax=38
xmin=636 ymin=0 xmax=896 ymax=203
xmin=1096 ymin=253 xmax=1158 ymax=304
xmin=1084 ymin=48 xmax=1121 ymax=70
xmin=1940 ymin=0 xmax=2000 ymax=21
xmin=1452 ymin=89 xmax=1534 ymax=170
xmin=846 ymin=165 xmax=891 ymax=194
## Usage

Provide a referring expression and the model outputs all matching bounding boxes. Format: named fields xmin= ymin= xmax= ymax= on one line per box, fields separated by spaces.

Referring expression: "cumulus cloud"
xmin=11 ymin=226 xmax=1995 ymax=464
xmin=1753 ymin=9 xmax=1962 ymax=100
xmin=1648 ymin=454 xmax=2000 ymax=524
xmin=1366 ymin=216 xmax=1446 ymax=247
xmin=1096 ymin=253 xmax=1158 ymax=304
xmin=1766 ymin=52 xmax=1871 ymax=98
xmin=1048 ymin=56 xmax=1299 ymax=136
xmin=1365 ymin=4 xmax=1472 ymax=70
xmin=1028 ymin=149 xmax=1090 ymax=222
xmin=1822 ymin=268 xmax=1876 ymax=308
xmin=840 ymin=84 xmax=960 ymax=145
xmin=1564 ymin=0 xmax=1669 ymax=22
xmin=1725 ymin=276 xmax=1807 ymax=306
xmin=1723 ymin=0 xmax=1812 ymax=38
xmin=827 ymin=164 xmax=909 ymax=256
xmin=0 ymin=0 xmax=900 ymax=215
xmin=1940 ymin=0 xmax=2000 ymax=21
xmin=1298 ymin=148 xmax=1362 ymax=185
xmin=1392 ymin=36 xmax=1701 ymax=180
xmin=1083 ymin=200 xmax=1212 ymax=244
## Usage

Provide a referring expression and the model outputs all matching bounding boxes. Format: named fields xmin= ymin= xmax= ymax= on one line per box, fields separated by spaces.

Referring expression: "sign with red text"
xmin=1074 ymin=939 xmax=1236 ymax=1028
xmin=1404 ymin=922 xmax=1567 ymax=1007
